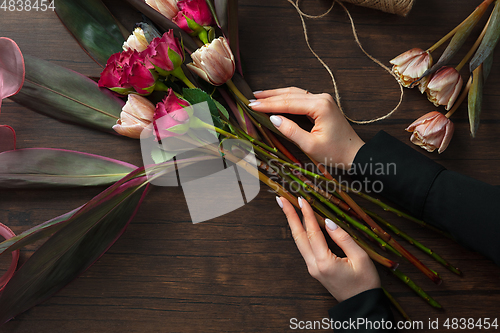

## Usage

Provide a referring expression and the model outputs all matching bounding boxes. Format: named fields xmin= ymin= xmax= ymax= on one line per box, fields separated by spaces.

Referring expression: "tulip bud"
xmin=123 ymin=27 xmax=149 ymax=52
xmin=153 ymin=88 xmax=192 ymax=140
xmin=187 ymin=37 xmax=235 ymax=86
xmin=405 ymin=111 xmax=454 ymax=153
xmin=113 ymin=95 xmax=155 ymax=139
xmin=145 ymin=0 xmax=179 ymax=20
xmin=172 ymin=0 xmax=215 ymax=42
xmin=390 ymin=48 xmax=432 ymax=88
xmin=424 ymin=66 xmax=463 ymax=111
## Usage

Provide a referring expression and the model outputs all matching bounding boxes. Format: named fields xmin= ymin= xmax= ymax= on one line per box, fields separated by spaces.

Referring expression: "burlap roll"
xmin=342 ymin=0 xmax=415 ymax=16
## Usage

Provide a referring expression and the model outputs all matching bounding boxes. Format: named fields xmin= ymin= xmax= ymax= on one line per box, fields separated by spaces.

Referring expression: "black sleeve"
xmin=350 ymin=130 xmax=500 ymax=265
xmin=328 ymin=130 xmax=500 ymax=330
xmin=328 ymin=288 xmax=395 ymax=332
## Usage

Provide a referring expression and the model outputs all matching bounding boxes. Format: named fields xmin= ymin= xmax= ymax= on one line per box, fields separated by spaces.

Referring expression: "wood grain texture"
xmin=1 ymin=0 xmax=500 ymax=332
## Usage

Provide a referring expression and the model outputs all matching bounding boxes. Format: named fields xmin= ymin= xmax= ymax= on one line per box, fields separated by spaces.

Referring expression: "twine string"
xmin=287 ymin=0 xmax=405 ymax=124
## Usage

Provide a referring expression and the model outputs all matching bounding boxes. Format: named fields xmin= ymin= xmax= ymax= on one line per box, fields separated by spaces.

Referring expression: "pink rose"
xmin=172 ymin=0 xmax=214 ymax=34
xmin=142 ymin=30 xmax=184 ymax=75
xmin=99 ymin=49 xmax=156 ymax=95
xmin=153 ymin=88 xmax=191 ymax=140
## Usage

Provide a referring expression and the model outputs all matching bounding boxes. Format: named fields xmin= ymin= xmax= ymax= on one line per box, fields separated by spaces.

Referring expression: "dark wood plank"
xmin=1 ymin=0 xmax=499 ymax=332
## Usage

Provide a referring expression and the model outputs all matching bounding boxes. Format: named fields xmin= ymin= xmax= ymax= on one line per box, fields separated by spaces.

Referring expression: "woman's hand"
xmin=250 ymin=87 xmax=364 ymax=169
xmin=277 ymin=196 xmax=381 ymax=302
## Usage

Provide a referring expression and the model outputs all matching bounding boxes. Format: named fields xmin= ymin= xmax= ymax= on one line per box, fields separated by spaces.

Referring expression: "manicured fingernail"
xmin=248 ymin=99 xmax=257 ymax=103
xmin=276 ymin=196 xmax=283 ymax=209
xmin=270 ymin=115 xmax=282 ymax=127
xmin=248 ymin=101 xmax=261 ymax=107
xmin=253 ymin=90 xmax=263 ymax=95
xmin=325 ymin=218 xmax=338 ymax=231
xmin=298 ymin=197 xmax=304 ymax=209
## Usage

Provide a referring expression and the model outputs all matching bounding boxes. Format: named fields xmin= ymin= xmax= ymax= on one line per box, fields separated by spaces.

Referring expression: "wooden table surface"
xmin=1 ymin=0 xmax=500 ymax=332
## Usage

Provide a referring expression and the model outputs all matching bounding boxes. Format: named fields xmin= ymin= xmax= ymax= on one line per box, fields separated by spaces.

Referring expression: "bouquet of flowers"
xmin=392 ymin=0 xmax=500 ymax=152
xmin=0 ymin=0 xmax=466 ymax=323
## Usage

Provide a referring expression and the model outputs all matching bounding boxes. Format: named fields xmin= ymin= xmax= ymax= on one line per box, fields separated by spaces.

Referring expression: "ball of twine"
xmin=342 ymin=0 xmax=415 ymax=16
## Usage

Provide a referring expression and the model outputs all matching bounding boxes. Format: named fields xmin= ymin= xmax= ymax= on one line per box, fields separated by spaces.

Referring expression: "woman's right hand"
xmin=277 ymin=196 xmax=381 ymax=302
xmin=250 ymin=87 xmax=364 ymax=169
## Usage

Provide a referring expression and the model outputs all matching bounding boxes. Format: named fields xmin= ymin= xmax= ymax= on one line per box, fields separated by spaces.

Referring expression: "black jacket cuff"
xmin=350 ymin=131 xmax=445 ymax=219
xmin=328 ymin=288 xmax=395 ymax=332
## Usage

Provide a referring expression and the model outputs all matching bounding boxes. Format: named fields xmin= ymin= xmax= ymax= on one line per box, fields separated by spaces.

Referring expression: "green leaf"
xmin=483 ymin=50 xmax=494 ymax=81
xmin=9 ymin=55 xmax=124 ymax=133
xmin=151 ymin=148 xmax=176 ymax=164
xmin=213 ymin=99 xmax=230 ymax=120
xmin=470 ymin=0 xmax=500 ymax=72
xmin=420 ymin=0 xmax=491 ymax=79
xmin=0 ymin=208 xmax=79 ymax=256
xmin=54 ymin=0 xmax=125 ymax=66
xmin=468 ymin=64 xmax=484 ymax=137
xmin=213 ymin=0 xmax=228 ymax=32
xmin=226 ymin=0 xmax=242 ymax=75
xmin=0 ymin=170 xmax=149 ymax=325
xmin=165 ymin=123 xmax=190 ymax=134
xmin=182 ymin=88 xmax=225 ymax=130
xmin=0 ymin=148 xmax=136 ymax=188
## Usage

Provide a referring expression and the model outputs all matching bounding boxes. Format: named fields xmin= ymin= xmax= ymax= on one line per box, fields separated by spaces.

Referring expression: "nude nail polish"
xmin=325 ymin=218 xmax=338 ymax=231
xmin=270 ymin=115 xmax=282 ymax=127
xmin=276 ymin=196 xmax=283 ymax=209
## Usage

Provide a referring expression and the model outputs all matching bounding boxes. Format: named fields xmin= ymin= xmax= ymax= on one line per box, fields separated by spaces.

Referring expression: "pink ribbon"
xmin=0 ymin=223 xmax=19 ymax=292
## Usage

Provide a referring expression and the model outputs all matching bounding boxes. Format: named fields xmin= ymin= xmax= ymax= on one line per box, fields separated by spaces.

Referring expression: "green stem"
xmin=455 ymin=14 xmax=492 ymax=72
xmin=238 ymin=102 xmax=278 ymax=150
xmin=382 ymin=288 xmax=411 ymax=322
xmin=391 ymin=268 xmax=442 ymax=309
xmin=261 ymin=156 xmax=399 ymax=270
xmin=154 ymin=80 xmax=171 ymax=92
xmin=226 ymin=79 xmax=250 ymax=105
xmin=366 ymin=209 xmax=461 ymax=276
xmin=230 ymin=122 xmax=279 ymax=154
xmin=281 ymin=168 xmax=402 ymax=257
xmin=426 ymin=0 xmax=494 ymax=53
xmin=171 ymin=67 xmax=197 ymax=89
xmin=445 ymin=76 xmax=472 ymax=118
xmin=341 ymin=184 xmax=453 ymax=238
xmin=427 ymin=24 xmax=462 ymax=53
xmin=257 ymin=161 xmax=398 ymax=269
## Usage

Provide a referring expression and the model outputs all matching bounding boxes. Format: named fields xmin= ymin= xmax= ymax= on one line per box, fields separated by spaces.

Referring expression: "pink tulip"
xmin=390 ymin=48 xmax=432 ymax=89
xmin=0 ymin=37 xmax=25 ymax=113
xmin=153 ymin=88 xmax=191 ymax=140
xmin=113 ymin=94 xmax=156 ymax=139
xmin=145 ymin=0 xmax=179 ymax=20
xmin=187 ymin=37 xmax=235 ymax=86
xmin=142 ymin=30 xmax=184 ymax=75
xmin=424 ymin=66 xmax=463 ymax=111
xmin=406 ymin=111 xmax=454 ymax=153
